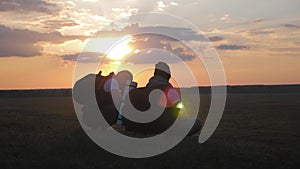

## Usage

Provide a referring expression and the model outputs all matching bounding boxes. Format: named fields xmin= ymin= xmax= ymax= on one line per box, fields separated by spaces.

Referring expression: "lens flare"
xmin=176 ymin=102 xmax=185 ymax=109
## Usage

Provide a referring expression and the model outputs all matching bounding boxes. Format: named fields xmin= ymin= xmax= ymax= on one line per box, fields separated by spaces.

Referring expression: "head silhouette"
xmin=115 ymin=70 xmax=133 ymax=88
xmin=154 ymin=61 xmax=171 ymax=80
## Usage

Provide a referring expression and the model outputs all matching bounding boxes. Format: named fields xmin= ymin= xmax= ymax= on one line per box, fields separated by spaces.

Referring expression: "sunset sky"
xmin=0 ymin=0 xmax=300 ymax=89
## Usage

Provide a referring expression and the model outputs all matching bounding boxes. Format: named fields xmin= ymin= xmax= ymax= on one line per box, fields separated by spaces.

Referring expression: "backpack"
xmin=95 ymin=71 xmax=119 ymax=126
xmin=73 ymin=71 xmax=119 ymax=128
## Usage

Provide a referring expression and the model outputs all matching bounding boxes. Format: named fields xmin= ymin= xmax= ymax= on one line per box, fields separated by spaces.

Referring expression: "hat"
xmin=155 ymin=61 xmax=170 ymax=75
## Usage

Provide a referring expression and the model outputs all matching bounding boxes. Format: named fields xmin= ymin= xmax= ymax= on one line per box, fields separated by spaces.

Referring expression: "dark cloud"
xmin=128 ymin=33 xmax=175 ymax=49
xmin=41 ymin=18 xmax=79 ymax=30
xmin=282 ymin=24 xmax=300 ymax=29
xmin=0 ymin=0 xmax=61 ymax=14
xmin=294 ymin=42 xmax=300 ymax=45
xmin=96 ymin=23 xmax=209 ymax=42
xmin=61 ymin=52 xmax=103 ymax=63
xmin=208 ymin=36 xmax=224 ymax=42
xmin=125 ymin=49 xmax=195 ymax=64
xmin=172 ymin=47 xmax=195 ymax=61
xmin=0 ymin=25 xmax=87 ymax=57
xmin=216 ymin=44 xmax=248 ymax=50
xmin=125 ymin=33 xmax=197 ymax=64
xmin=269 ymin=47 xmax=300 ymax=52
xmin=67 ymin=24 xmax=208 ymax=64
xmin=241 ymin=24 xmax=299 ymax=37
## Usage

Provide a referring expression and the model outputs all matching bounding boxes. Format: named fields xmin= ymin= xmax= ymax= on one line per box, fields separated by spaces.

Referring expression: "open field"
xmin=0 ymin=86 xmax=299 ymax=169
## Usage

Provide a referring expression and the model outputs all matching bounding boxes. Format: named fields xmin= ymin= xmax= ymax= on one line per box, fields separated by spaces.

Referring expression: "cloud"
xmin=216 ymin=44 xmax=248 ymax=50
xmin=92 ymin=25 xmax=209 ymax=64
xmin=250 ymin=30 xmax=274 ymax=35
xmin=124 ymin=33 xmax=197 ymax=64
xmin=282 ymin=24 xmax=300 ymax=29
xmin=294 ymin=42 xmax=300 ymax=45
xmin=238 ymin=27 xmax=275 ymax=37
xmin=96 ymin=23 xmax=208 ymax=41
xmin=0 ymin=0 xmax=61 ymax=14
xmin=125 ymin=48 xmax=195 ymax=64
xmin=208 ymin=36 xmax=224 ymax=42
xmin=172 ymin=47 xmax=195 ymax=61
xmin=60 ymin=52 xmax=103 ymax=63
xmin=157 ymin=1 xmax=166 ymax=11
xmin=128 ymin=33 xmax=178 ymax=49
xmin=220 ymin=14 xmax=230 ymax=22
xmin=269 ymin=47 xmax=300 ymax=52
xmin=40 ymin=18 xmax=79 ymax=30
xmin=238 ymin=23 xmax=300 ymax=38
xmin=170 ymin=2 xmax=179 ymax=6
xmin=0 ymin=1 xmax=82 ymax=33
xmin=253 ymin=18 xmax=264 ymax=24
xmin=62 ymin=21 xmax=212 ymax=64
xmin=157 ymin=1 xmax=166 ymax=8
xmin=0 ymin=25 xmax=87 ymax=57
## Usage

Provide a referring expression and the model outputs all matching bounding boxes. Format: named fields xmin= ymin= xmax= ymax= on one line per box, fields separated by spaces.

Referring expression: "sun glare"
xmin=107 ymin=36 xmax=133 ymax=60
xmin=83 ymin=36 xmax=133 ymax=61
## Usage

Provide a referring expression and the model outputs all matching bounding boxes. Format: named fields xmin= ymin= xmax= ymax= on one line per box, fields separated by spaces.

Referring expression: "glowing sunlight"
xmin=107 ymin=36 xmax=133 ymax=60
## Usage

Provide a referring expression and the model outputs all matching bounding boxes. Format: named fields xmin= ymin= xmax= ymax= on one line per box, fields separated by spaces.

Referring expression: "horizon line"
xmin=1 ymin=83 xmax=300 ymax=91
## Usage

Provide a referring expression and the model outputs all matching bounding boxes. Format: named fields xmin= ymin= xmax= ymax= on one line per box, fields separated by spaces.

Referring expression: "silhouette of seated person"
xmin=123 ymin=62 xmax=202 ymax=136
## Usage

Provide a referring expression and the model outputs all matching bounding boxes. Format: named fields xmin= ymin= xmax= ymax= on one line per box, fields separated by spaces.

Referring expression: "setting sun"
xmin=107 ymin=36 xmax=133 ymax=60
xmin=82 ymin=35 xmax=133 ymax=61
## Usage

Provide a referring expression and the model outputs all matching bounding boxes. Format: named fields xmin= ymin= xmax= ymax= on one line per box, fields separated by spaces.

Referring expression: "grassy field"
xmin=0 ymin=90 xmax=299 ymax=169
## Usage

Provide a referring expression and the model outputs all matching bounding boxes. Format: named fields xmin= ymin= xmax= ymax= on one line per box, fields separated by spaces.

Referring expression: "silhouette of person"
xmin=146 ymin=61 xmax=173 ymax=88
xmin=146 ymin=61 xmax=181 ymax=107
xmin=142 ymin=62 xmax=202 ymax=135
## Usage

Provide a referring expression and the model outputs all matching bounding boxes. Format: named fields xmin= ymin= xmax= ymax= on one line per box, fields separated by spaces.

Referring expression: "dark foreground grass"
xmin=0 ymin=93 xmax=299 ymax=169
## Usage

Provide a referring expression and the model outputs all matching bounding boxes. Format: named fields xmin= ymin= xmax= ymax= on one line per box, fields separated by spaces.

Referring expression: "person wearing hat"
xmin=123 ymin=61 xmax=179 ymax=134
xmin=143 ymin=61 xmax=202 ymax=136
xmin=146 ymin=61 xmax=173 ymax=88
xmin=146 ymin=61 xmax=181 ymax=108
